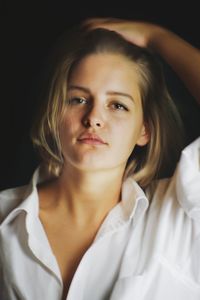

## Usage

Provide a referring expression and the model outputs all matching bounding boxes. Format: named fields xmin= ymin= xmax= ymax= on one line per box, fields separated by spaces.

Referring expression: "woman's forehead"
xmin=68 ymin=53 xmax=141 ymax=98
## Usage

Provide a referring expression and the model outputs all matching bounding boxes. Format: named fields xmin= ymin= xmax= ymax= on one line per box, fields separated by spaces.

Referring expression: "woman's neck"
xmin=39 ymin=164 xmax=125 ymax=227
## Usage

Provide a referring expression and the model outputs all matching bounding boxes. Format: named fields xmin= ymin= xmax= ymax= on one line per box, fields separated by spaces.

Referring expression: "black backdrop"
xmin=1 ymin=1 xmax=200 ymax=190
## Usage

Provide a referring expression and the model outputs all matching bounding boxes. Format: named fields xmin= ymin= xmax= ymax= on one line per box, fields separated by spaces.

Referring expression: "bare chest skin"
xmin=38 ymin=193 xmax=100 ymax=300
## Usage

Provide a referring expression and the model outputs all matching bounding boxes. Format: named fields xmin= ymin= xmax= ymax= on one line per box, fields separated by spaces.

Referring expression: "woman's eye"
xmin=112 ymin=102 xmax=128 ymax=111
xmin=68 ymin=97 xmax=87 ymax=105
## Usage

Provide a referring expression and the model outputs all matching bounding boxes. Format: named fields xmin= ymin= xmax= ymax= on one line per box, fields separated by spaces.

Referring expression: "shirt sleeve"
xmin=175 ymin=137 xmax=200 ymax=222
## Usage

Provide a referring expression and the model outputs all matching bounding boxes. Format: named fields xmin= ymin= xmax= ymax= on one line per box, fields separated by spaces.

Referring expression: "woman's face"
xmin=60 ymin=53 xmax=149 ymax=173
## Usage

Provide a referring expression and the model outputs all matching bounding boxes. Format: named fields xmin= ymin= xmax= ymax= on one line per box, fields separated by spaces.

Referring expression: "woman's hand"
xmin=82 ymin=17 xmax=166 ymax=48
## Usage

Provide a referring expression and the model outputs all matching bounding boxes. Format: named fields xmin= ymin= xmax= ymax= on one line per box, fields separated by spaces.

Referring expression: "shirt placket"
xmin=25 ymin=212 xmax=64 ymax=295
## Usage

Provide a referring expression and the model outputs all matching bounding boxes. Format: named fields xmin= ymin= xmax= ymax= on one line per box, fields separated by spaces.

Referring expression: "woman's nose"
xmin=82 ymin=104 xmax=105 ymax=129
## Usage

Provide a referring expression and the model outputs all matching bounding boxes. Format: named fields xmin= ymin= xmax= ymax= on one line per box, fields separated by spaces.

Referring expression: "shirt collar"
xmin=121 ymin=177 xmax=149 ymax=220
xmin=0 ymin=165 xmax=50 ymax=228
xmin=0 ymin=166 xmax=149 ymax=230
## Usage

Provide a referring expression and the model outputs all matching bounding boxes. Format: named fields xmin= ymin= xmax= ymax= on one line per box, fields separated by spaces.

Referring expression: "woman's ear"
xmin=136 ymin=123 xmax=150 ymax=146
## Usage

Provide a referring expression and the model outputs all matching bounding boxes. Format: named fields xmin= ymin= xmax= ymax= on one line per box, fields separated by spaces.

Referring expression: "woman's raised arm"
xmin=83 ymin=17 xmax=200 ymax=105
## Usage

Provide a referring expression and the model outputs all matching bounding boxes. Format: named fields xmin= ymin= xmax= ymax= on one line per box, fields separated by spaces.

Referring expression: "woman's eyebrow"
xmin=68 ymin=85 xmax=90 ymax=93
xmin=68 ymin=85 xmax=135 ymax=103
xmin=106 ymin=91 xmax=135 ymax=103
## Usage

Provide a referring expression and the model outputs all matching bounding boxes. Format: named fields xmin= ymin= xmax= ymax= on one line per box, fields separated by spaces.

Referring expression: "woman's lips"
xmin=78 ymin=138 xmax=105 ymax=145
xmin=77 ymin=133 xmax=107 ymax=145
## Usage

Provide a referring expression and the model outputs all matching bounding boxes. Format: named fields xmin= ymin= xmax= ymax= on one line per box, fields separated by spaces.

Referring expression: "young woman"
xmin=0 ymin=18 xmax=199 ymax=300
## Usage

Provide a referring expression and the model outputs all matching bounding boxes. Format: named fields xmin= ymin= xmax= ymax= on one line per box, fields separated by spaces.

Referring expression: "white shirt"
xmin=0 ymin=137 xmax=200 ymax=300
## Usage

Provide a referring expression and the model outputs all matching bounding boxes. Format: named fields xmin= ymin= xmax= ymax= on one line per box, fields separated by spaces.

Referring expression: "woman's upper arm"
xmin=175 ymin=137 xmax=200 ymax=221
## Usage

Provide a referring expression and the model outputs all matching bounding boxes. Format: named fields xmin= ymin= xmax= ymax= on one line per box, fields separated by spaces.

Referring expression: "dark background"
xmin=1 ymin=1 xmax=200 ymax=190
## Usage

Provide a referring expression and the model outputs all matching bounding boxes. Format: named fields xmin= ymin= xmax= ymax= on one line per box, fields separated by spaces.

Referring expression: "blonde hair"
xmin=31 ymin=27 xmax=184 ymax=187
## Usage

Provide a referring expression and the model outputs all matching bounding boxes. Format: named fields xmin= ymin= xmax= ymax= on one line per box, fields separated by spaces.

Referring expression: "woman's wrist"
xmin=147 ymin=25 xmax=171 ymax=50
